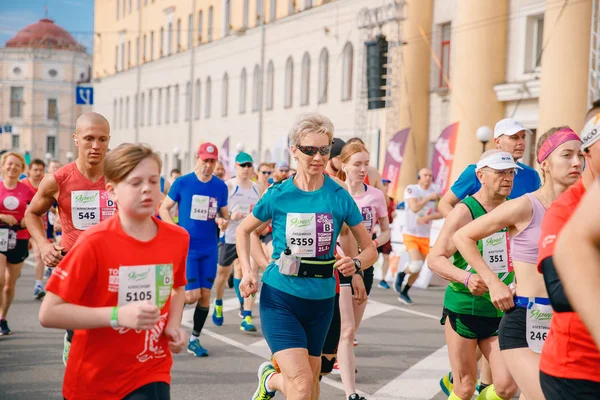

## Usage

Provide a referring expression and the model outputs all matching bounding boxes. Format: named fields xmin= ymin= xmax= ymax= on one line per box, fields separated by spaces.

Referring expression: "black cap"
xmin=330 ymin=138 xmax=346 ymax=158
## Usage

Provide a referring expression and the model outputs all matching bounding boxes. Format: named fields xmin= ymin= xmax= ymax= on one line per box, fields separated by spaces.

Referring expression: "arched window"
xmin=194 ymin=79 xmax=201 ymax=119
xmin=173 ymin=84 xmax=179 ymax=123
xmin=165 ymin=86 xmax=171 ymax=124
xmin=341 ymin=42 xmax=354 ymax=101
xmin=205 ymin=77 xmax=212 ymax=118
xmin=252 ymin=65 xmax=260 ymax=112
xmin=318 ymin=48 xmax=329 ymax=104
xmin=185 ymin=81 xmax=191 ymax=121
xmin=284 ymin=57 xmax=293 ymax=108
xmin=301 ymin=52 xmax=310 ymax=106
xmin=222 ymin=73 xmax=229 ymax=117
xmin=140 ymin=93 xmax=145 ymax=126
xmin=125 ymin=97 xmax=130 ymax=128
xmin=148 ymin=90 xmax=153 ymax=125
xmin=266 ymin=61 xmax=274 ymax=110
xmin=239 ymin=68 xmax=247 ymax=114
xmin=157 ymin=89 xmax=162 ymax=125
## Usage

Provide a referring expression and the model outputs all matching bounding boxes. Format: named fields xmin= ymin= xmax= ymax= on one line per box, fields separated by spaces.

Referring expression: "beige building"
xmin=92 ymin=0 xmax=597 ymax=199
xmin=0 ymin=18 xmax=93 ymax=164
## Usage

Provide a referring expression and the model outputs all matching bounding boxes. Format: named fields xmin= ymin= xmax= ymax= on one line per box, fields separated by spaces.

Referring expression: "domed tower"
xmin=1 ymin=18 xmax=92 ymax=163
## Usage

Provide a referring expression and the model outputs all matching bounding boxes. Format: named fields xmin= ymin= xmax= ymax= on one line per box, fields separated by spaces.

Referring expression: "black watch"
xmin=353 ymin=258 xmax=362 ymax=274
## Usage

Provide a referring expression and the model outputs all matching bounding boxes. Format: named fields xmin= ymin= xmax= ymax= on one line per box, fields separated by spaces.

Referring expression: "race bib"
xmin=118 ymin=264 xmax=173 ymax=309
xmin=361 ymin=206 xmax=374 ymax=233
xmin=526 ymin=300 xmax=553 ymax=353
xmin=236 ymin=203 xmax=252 ymax=217
xmin=190 ymin=195 xmax=218 ymax=221
xmin=482 ymin=232 xmax=512 ymax=274
xmin=0 ymin=229 xmax=8 ymax=252
xmin=286 ymin=212 xmax=333 ymax=257
xmin=71 ymin=190 xmax=116 ymax=230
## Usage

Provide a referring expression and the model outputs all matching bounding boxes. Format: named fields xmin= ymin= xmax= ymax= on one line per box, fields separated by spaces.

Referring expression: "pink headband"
xmin=537 ymin=128 xmax=581 ymax=163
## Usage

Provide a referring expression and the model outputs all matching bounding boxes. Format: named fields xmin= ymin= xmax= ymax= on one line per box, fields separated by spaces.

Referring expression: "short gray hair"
xmin=289 ymin=112 xmax=334 ymax=146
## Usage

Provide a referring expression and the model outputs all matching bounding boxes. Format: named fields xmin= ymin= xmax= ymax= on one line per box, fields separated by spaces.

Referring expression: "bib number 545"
xmin=126 ymin=291 xmax=152 ymax=302
xmin=79 ymin=212 xmax=96 ymax=220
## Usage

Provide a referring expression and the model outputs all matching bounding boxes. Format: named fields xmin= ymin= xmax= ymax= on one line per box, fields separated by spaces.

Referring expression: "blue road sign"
xmin=4 ymin=125 xmax=12 ymax=133
xmin=75 ymin=86 xmax=94 ymax=105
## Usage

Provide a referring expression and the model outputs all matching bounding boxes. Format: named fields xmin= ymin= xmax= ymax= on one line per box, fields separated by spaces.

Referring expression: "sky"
xmin=0 ymin=0 xmax=94 ymax=53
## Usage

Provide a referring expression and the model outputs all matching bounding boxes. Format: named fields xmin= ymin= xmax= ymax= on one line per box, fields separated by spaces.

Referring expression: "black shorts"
xmin=339 ymin=266 xmax=374 ymax=296
xmin=540 ymin=371 xmax=600 ymax=400
xmin=218 ymin=242 xmax=238 ymax=267
xmin=498 ymin=306 xmax=528 ymax=350
xmin=0 ymin=239 xmax=29 ymax=264
xmin=260 ymin=232 xmax=273 ymax=244
xmin=377 ymin=241 xmax=392 ymax=255
xmin=441 ymin=308 xmax=502 ymax=340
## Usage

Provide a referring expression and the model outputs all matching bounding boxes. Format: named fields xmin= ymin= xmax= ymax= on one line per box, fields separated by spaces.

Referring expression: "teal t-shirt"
xmin=252 ymin=175 xmax=364 ymax=300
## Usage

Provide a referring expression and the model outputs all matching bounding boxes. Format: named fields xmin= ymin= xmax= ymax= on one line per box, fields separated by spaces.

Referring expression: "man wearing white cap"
xmin=439 ymin=118 xmax=541 ymax=217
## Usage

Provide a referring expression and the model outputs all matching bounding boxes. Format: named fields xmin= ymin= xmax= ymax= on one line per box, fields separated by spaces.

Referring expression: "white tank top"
xmin=224 ymin=179 xmax=260 ymax=244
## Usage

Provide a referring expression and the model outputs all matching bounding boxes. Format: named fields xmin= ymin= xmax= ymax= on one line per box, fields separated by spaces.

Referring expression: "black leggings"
xmin=65 ymin=382 xmax=170 ymax=400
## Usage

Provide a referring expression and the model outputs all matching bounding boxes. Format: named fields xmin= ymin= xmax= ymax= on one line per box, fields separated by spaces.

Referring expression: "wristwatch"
xmin=353 ymin=258 xmax=362 ymax=274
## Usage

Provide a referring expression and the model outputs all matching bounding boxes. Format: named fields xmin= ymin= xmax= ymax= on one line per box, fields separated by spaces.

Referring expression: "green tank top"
xmin=443 ymin=196 xmax=515 ymax=317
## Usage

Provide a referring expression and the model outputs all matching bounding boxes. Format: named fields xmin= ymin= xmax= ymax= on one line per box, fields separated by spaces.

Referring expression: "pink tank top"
xmin=510 ymin=193 xmax=546 ymax=264
xmin=351 ymin=184 xmax=388 ymax=235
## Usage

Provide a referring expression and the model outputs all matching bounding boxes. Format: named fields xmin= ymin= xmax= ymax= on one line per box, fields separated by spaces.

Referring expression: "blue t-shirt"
xmin=252 ymin=175 xmax=364 ymax=300
xmin=450 ymin=162 xmax=541 ymax=200
xmin=167 ymin=173 xmax=228 ymax=243
xmin=160 ymin=176 xmax=165 ymax=193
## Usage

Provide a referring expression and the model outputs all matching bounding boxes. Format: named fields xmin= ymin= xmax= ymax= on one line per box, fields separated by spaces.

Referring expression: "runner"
xmin=45 ymin=160 xmax=62 ymax=263
xmin=337 ymin=142 xmax=390 ymax=400
xmin=39 ymin=143 xmax=188 ymax=400
xmin=257 ymin=162 xmax=273 ymax=193
xmin=325 ymin=138 xmax=346 ymax=177
xmin=428 ymin=150 xmax=519 ymax=400
xmin=395 ymin=168 xmax=442 ymax=304
xmin=271 ymin=161 xmax=290 ymax=183
xmin=0 ymin=152 xmax=35 ymax=335
xmin=21 ymin=158 xmax=47 ymax=299
xmin=377 ymin=178 xmax=395 ymax=289
xmin=345 ymin=137 xmax=385 ymax=192
xmin=159 ymin=142 xmax=229 ymax=357
xmin=25 ymin=112 xmax=114 ymax=364
xmin=162 ymin=168 xmax=182 ymax=196
xmin=214 ymin=161 xmax=226 ymax=180
xmin=533 ymin=102 xmax=600 ymax=399
xmin=212 ymin=152 xmax=263 ymax=332
xmin=235 ymin=113 xmax=378 ymax=400
xmin=453 ymin=127 xmax=583 ymax=400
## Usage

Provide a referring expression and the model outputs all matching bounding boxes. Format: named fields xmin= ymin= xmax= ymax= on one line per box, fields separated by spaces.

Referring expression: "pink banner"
xmin=382 ymin=128 xmax=410 ymax=197
xmin=431 ymin=122 xmax=459 ymax=195
xmin=220 ymin=137 xmax=231 ymax=180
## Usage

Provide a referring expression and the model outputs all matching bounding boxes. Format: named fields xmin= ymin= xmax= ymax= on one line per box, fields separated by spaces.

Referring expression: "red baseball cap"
xmin=197 ymin=142 xmax=219 ymax=160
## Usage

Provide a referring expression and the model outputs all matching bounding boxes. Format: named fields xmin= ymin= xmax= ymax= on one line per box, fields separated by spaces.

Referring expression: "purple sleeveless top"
xmin=510 ymin=193 xmax=546 ymax=264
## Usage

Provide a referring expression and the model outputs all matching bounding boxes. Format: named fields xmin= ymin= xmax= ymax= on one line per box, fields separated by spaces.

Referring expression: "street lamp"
xmin=44 ymin=152 xmax=52 ymax=162
xmin=476 ymin=126 xmax=493 ymax=154
xmin=66 ymin=151 xmax=74 ymax=162
xmin=236 ymin=142 xmax=245 ymax=153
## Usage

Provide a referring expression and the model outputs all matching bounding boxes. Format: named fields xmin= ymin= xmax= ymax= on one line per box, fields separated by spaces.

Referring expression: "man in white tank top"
xmin=212 ymin=152 xmax=264 ymax=332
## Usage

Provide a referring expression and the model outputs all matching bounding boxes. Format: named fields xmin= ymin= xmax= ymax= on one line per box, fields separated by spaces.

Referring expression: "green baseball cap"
xmin=235 ymin=152 xmax=253 ymax=164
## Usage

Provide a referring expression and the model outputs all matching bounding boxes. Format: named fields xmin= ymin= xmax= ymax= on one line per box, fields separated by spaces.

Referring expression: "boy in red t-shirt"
xmin=40 ymin=143 xmax=189 ymax=400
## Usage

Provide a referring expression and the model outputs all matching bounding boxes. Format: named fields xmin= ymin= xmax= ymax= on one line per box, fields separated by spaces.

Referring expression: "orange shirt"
xmin=537 ymin=179 xmax=600 ymax=382
xmin=46 ymin=215 xmax=189 ymax=399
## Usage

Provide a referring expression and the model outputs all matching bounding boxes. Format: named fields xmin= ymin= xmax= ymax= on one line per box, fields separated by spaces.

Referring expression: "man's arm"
xmin=158 ymin=196 xmax=177 ymax=224
xmin=438 ymin=190 xmax=460 ymax=218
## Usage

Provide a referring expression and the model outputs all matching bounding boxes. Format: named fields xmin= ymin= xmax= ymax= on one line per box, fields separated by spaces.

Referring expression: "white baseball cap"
xmin=494 ymin=118 xmax=533 ymax=139
xmin=475 ymin=151 xmax=523 ymax=172
xmin=582 ymin=114 xmax=600 ymax=150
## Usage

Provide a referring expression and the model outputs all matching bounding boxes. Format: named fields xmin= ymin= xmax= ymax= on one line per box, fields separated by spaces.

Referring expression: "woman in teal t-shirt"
xmin=236 ymin=113 xmax=377 ymax=400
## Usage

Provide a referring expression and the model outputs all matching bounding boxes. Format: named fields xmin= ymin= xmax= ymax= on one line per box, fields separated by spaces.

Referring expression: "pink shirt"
xmin=351 ymin=184 xmax=388 ymax=235
xmin=0 ymin=181 xmax=35 ymax=239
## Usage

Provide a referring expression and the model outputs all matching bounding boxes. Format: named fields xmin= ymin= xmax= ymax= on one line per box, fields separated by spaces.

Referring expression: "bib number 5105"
xmin=125 ymin=291 xmax=152 ymax=302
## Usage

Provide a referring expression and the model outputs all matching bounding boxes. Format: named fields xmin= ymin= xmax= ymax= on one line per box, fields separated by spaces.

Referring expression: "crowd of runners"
xmin=0 ymin=103 xmax=598 ymax=400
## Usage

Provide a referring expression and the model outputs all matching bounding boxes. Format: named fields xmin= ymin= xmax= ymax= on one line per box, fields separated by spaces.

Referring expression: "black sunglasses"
xmin=296 ymin=145 xmax=331 ymax=156
xmin=261 ymin=171 xmax=272 ymax=175
xmin=238 ymin=162 xmax=253 ymax=168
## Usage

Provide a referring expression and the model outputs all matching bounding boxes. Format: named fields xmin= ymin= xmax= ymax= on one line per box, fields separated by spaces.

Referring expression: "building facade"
xmin=0 ymin=18 xmax=92 ymax=164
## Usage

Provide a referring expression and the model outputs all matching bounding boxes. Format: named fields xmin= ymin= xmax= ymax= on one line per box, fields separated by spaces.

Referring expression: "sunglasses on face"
xmin=238 ymin=162 xmax=253 ymax=168
xmin=261 ymin=171 xmax=272 ymax=175
xmin=296 ymin=144 xmax=331 ymax=156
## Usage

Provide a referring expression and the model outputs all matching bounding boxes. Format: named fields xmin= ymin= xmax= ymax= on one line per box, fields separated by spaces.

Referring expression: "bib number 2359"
xmin=286 ymin=212 xmax=333 ymax=257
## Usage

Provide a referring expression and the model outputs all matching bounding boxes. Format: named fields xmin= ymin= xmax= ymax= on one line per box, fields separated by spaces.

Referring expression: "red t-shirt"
xmin=537 ymin=179 xmax=600 ymax=382
xmin=46 ymin=215 xmax=189 ymax=399
xmin=0 ymin=181 xmax=35 ymax=239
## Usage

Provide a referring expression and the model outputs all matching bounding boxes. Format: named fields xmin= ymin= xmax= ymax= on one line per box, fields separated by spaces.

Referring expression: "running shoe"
xmin=398 ymin=293 xmax=413 ymax=305
xmin=353 ymin=338 xmax=358 ymax=347
xmin=63 ymin=332 xmax=71 ymax=366
xmin=348 ymin=394 xmax=366 ymax=400
xmin=212 ymin=301 xmax=224 ymax=326
xmin=252 ymin=361 xmax=276 ymax=400
xmin=187 ymin=339 xmax=209 ymax=357
xmin=331 ymin=361 xmax=340 ymax=374
xmin=44 ymin=267 xmax=52 ymax=279
xmin=34 ymin=285 xmax=46 ymax=300
xmin=0 ymin=319 xmax=11 ymax=336
xmin=394 ymin=273 xmax=403 ymax=293
xmin=439 ymin=372 xmax=453 ymax=396
xmin=241 ymin=316 xmax=257 ymax=332
xmin=378 ymin=280 xmax=390 ymax=289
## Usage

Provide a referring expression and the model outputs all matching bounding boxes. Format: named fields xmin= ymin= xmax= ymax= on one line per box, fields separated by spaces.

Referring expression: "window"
xmin=239 ymin=68 xmax=247 ymax=114
xmin=125 ymin=97 xmax=130 ymax=128
xmin=318 ymin=48 xmax=328 ymax=103
xmin=115 ymin=45 xmax=118 ymax=71
xmin=185 ymin=81 xmax=191 ymax=121
xmin=301 ymin=52 xmax=310 ymax=106
xmin=47 ymin=98 xmax=57 ymax=120
xmin=525 ymin=15 xmax=544 ymax=72
xmin=222 ymin=73 xmax=229 ymax=117
xmin=440 ymin=23 xmax=451 ymax=87
xmin=195 ymin=79 xmax=201 ymax=119
xmin=205 ymin=77 xmax=212 ymax=118
xmin=136 ymin=37 xmax=140 ymax=64
xmin=174 ymin=84 xmax=179 ymax=123
xmin=252 ymin=65 xmax=260 ymax=112
xmin=176 ymin=19 xmax=181 ymax=52
xmin=113 ymin=99 xmax=117 ymax=126
xmin=284 ymin=57 xmax=293 ymax=108
xmin=140 ymin=93 xmax=145 ymax=126
xmin=188 ymin=14 xmax=194 ymax=49
xmin=305 ymin=0 xmax=312 ymax=9
xmin=148 ymin=90 xmax=153 ymax=125
xmin=167 ymin=21 xmax=173 ymax=55
xmin=143 ymin=34 xmax=147 ymax=61
xmin=288 ymin=0 xmax=295 ymax=15
xmin=198 ymin=10 xmax=203 ymax=43
xmin=165 ymin=87 xmax=171 ymax=124
xmin=341 ymin=42 xmax=353 ymax=101
xmin=157 ymin=89 xmax=162 ymax=125
xmin=47 ymin=136 xmax=56 ymax=158
xmin=116 ymin=0 xmax=120 ymax=19
xmin=208 ymin=7 xmax=213 ymax=42
xmin=119 ymin=98 xmax=123 ymax=129
xmin=127 ymin=40 xmax=131 ymax=67
xmin=48 ymin=69 xmax=58 ymax=78
xmin=266 ymin=61 xmax=274 ymax=110
xmin=270 ymin=0 xmax=277 ymax=21
xmin=224 ymin=0 xmax=231 ymax=36
xmin=10 ymin=87 xmax=23 ymax=118
xmin=120 ymin=33 xmax=125 ymax=70
xmin=150 ymin=31 xmax=154 ymax=60
xmin=243 ymin=0 xmax=249 ymax=28
xmin=122 ymin=0 xmax=126 ymax=18
xmin=134 ymin=94 xmax=138 ymax=127
xmin=257 ymin=0 xmax=263 ymax=22
xmin=128 ymin=0 xmax=132 ymax=14
xmin=160 ymin=27 xmax=164 ymax=56
xmin=11 ymin=134 xmax=20 ymax=150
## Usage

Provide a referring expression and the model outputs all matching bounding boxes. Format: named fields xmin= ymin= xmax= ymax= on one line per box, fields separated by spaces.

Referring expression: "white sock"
xmin=189 ymin=334 xmax=199 ymax=342
xmin=265 ymin=372 xmax=275 ymax=393
xmin=35 ymin=280 xmax=42 ymax=288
